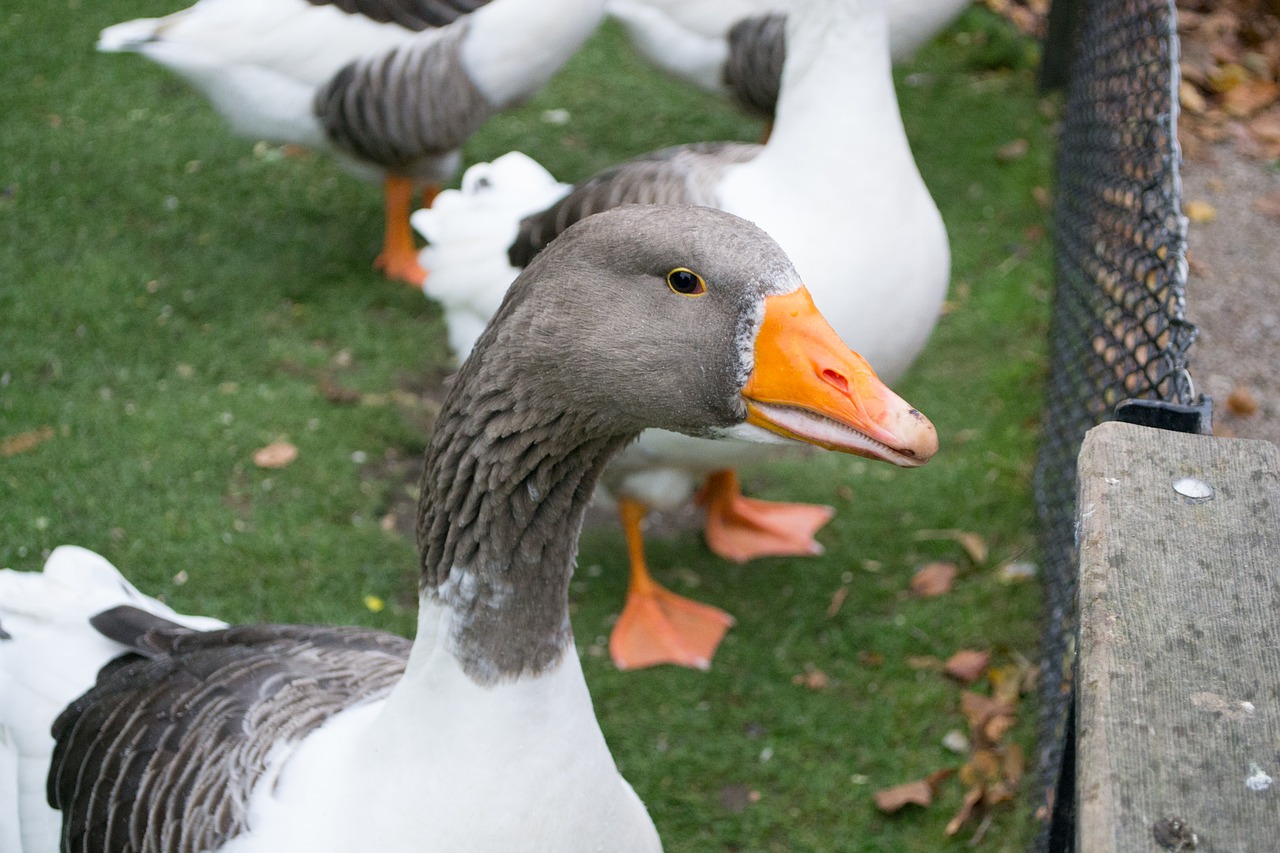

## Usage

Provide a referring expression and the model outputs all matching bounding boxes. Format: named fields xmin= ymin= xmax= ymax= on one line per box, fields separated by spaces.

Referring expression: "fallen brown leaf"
xmin=1184 ymin=199 xmax=1218 ymax=222
xmin=996 ymin=138 xmax=1029 ymax=162
xmin=960 ymin=749 xmax=1002 ymax=786
xmin=0 ymin=426 xmax=54 ymax=457
xmin=960 ymin=691 xmax=1017 ymax=744
xmin=988 ymin=662 xmax=1033 ymax=705
xmin=945 ymin=649 xmax=991 ymax=684
xmin=1226 ymin=385 xmax=1260 ymax=416
xmin=1180 ymin=79 xmax=1209 ymax=113
xmin=910 ymin=561 xmax=956 ymax=597
xmin=1223 ymin=78 xmax=1280 ymax=117
xmin=873 ymin=779 xmax=934 ymax=813
xmin=826 ymin=586 xmax=850 ymax=618
xmin=857 ymin=649 xmax=885 ymax=667
xmin=983 ymin=713 xmax=1017 ymax=744
xmin=945 ymin=784 xmax=985 ymax=835
xmin=792 ymin=666 xmax=830 ymax=691
xmin=252 ymin=441 xmax=298 ymax=469
xmin=1252 ymin=189 xmax=1280 ymax=220
xmin=319 ymin=375 xmax=361 ymax=405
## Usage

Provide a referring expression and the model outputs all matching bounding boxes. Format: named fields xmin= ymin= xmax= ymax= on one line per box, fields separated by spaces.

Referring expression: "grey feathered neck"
xmin=415 ymin=369 xmax=632 ymax=683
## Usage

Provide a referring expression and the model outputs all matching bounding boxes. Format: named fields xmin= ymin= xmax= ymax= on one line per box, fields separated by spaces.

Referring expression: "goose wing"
xmin=508 ymin=141 xmax=760 ymax=267
xmin=48 ymin=608 xmax=409 ymax=853
xmin=308 ymin=0 xmax=496 ymax=31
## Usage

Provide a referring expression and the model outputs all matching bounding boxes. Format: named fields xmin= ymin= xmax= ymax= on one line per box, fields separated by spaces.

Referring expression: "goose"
xmin=96 ymin=0 xmax=605 ymax=286
xmin=0 ymin=206 xmax=937 ymax=852
xmin=413 ymin=0 xmax=949 ymax=670
xmin=606 ymin=0 xmax=971 ymax=122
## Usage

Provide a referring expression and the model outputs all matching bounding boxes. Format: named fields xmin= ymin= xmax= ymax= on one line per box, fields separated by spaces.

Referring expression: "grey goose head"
xmin=416 ymin=206 xmax=937 ymax=688
xmin=456 ymin=204 xmax=939 ymax=456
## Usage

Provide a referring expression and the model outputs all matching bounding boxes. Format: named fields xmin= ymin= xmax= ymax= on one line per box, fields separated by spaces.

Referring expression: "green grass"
xmin=0 ymin=3 xmax=1054 ymax=850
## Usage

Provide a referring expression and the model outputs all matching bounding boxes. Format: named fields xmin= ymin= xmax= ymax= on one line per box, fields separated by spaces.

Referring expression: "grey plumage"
xmin=49 ymin=614 xmax=409 ymax=853
xmin=305 ymin=0 xmax=494 ymax=31
xmin=508 ymin=142 xmax=760 ymax=267
xmin=314 ymin=21 xmax=494 ymax=175
xmin=723 ymin=13 xmax=787 ymax=121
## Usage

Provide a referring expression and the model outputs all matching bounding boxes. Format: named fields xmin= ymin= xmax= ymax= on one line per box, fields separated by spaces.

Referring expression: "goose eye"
xmin=666 ymin=268 xmax=706 ymax=296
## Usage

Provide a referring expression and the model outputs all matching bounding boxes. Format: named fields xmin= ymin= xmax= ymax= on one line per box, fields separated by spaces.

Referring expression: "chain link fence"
xmin=1032 ymin=0 xmax=1205 ymax=847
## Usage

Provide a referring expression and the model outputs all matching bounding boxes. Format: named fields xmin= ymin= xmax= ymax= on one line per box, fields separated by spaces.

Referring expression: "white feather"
xmin=607 ymin=0 xmax=971 ymax=97
xmin=414 ymin=152 xmax=571 ymax=358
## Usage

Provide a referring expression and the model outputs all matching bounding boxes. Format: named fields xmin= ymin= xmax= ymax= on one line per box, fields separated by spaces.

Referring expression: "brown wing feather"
xmin=305 ymin=0 xmax=494 ymax=31
xmin=508 ymin=142 xmax=761 ymax=268
xmin=49 ymin=613 xmax=410 ymax=853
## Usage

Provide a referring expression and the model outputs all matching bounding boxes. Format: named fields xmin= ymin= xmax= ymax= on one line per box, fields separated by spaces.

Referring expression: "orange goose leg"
xmin=697 ymin=469 xmax=834 ymax=564
xmin=609 ymin=497 xmax=735 ymax=671
xmin=373 ymin=175 xmax=431 ymax=287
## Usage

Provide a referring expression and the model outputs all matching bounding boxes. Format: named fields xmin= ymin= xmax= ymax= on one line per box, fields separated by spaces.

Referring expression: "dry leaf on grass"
xmin=252 ymin=441 xmax=298 ymax=468
xmin=872 ymin=768 xmax=954 ymax=814
xmin=960 ymin=691 xmax=1018 ymax=748
xmin=946 ymin=784 xmax=986 ymax=836
xmin=1 ymin=426 xmax=54 ymax=457
xmin=996 ymin=138 xmax=1029 ymax=162
xmin=826 ymin=586 xmax=850 ymax=617
xmin=944 ymin=649 xmax=991 ymax=683
xmin=792 ymin=665 xmax=830 ymax=691
xmin=873 ymin=779 xmax=934 ymax=813
xmin=910 ymin=561 xmax=957 ymax=597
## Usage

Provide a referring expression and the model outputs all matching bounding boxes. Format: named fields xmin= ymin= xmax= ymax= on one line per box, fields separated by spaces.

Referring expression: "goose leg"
xmin=697 ymin=469 xmax=834 ymax=563
xmin=609 ymin=497 xmax=735 ymax=671
xmin=373 ymin=175 xmax=430 ymax=286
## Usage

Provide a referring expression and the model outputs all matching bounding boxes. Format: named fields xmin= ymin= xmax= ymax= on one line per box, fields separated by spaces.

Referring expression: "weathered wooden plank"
xmin=1075 ymin=421 xmax=1280 ymax=852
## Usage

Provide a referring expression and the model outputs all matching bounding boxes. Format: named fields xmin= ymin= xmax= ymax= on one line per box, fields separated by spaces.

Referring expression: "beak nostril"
xmin=820 ymin=369 xmax=850 ymax=396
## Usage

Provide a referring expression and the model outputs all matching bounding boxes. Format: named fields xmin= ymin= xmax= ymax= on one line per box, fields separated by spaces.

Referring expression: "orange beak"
xmin=742 ymin=287 xmax=938 ymax=467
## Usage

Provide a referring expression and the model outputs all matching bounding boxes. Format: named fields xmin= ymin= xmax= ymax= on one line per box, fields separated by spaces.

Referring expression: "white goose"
xmin=606 ymin=0 xmax=972 ymax=120
xmin=0 ymin=206 xmax=936 ymax=853
xmin=97 ymin=0 xmax=604 ymax=285
xmin=413 ymin=0 xmax=950 ymax=671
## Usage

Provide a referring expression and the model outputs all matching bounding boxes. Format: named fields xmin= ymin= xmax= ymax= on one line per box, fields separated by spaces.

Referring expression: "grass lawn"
xmin=1 ymin=3 xmax=1054 ymax=850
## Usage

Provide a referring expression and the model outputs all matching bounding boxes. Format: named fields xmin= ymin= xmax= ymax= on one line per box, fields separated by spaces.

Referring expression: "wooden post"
xmin=1075 ymin=421 xmax=1280 ymax=851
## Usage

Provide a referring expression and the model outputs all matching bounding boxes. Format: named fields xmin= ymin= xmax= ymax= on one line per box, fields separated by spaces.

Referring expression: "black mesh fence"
xmin=1033 ymin=0 xmax=1203 ymax=848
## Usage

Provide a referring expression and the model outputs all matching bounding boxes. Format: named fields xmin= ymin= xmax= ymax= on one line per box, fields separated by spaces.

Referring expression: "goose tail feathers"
xmin=97 ymin=18 xmax=164 ymax=52
xmin=0 ymin=546 xmax=222 ymax=852
xmin=413 ymin=152 xmax=570 ymax=360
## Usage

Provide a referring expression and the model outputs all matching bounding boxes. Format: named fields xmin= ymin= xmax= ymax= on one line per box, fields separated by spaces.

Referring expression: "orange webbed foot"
xmin=697 ymin=469 xmax=834 ymax=564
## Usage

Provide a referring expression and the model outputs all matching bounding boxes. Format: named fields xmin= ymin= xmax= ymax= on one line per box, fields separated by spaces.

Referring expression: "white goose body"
xmin=217 ymin=603 xmax=653 ymax=852
xmin=0 ymin=207 xmax=936 ymax=851
xmin=98 ymin=2 xmax=417 ymax=154
xmin=99 ymin=0 xmax=603 ymax=174
xmin=607 ymin=0 xmax=971 ymax=105
xmin=98 ymin=0 xmax=605 ymax=283
xmin=713 ymin=0 xmax=948 ymax=383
